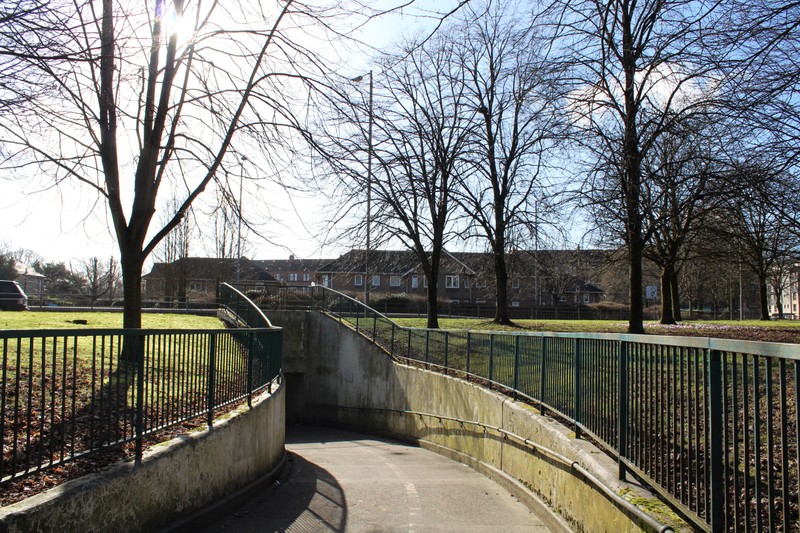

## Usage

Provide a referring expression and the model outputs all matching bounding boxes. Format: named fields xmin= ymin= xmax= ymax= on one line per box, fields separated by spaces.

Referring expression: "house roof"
xmin=251 ymin=257 xmax=333 ymax=273
xmin=144 ymin=257 xmax=277 ymax=282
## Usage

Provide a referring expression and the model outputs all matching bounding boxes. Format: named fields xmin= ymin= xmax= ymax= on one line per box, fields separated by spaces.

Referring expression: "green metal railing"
xmin=2 ymin=288 xmax=282 ymax=486
xmin=242 ymin=283 xmax=799 ymax=533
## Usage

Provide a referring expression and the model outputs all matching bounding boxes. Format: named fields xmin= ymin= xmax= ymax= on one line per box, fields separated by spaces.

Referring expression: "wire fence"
xmin=1 ymin=289 xmax=282 ymax=486
xmin=246 ymin=283 xmax=798 ymax=533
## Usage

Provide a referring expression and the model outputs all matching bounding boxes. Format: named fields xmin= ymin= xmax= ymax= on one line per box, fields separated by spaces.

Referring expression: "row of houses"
xmin=142 ymin=249 xmax=607 ymax=307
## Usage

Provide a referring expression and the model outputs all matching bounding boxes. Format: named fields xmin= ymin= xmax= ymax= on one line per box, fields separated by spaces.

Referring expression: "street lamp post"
xmin=237 ymin=155 xmax=246 ymax=284
xmin=352 ymin=70 xmax=373 ymax=306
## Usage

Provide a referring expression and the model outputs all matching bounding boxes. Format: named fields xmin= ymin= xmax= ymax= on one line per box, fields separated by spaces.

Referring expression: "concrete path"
xmin=197 ymin=425 xmax=551 ymax=533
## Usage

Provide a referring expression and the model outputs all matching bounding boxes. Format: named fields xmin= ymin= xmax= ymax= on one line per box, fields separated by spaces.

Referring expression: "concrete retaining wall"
xmin=291 ymin=312 xmax=679 ymax=532
xmin=0 ymin=383 xmax=286 ymax=533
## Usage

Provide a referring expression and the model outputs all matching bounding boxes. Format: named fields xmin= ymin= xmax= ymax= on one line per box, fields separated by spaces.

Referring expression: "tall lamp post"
xmin=237 ymin=155 xmax=247 ymax=284
xmin=352 ymin=70 xmax=373 ymax=306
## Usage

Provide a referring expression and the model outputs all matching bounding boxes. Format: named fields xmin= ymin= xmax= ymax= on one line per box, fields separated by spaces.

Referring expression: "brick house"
xmin=143 ymin=257 xmax=277 ymax=304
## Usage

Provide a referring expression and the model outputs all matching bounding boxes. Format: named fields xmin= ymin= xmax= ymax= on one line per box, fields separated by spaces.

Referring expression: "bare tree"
xmin=716 ymin=165 xmax=798 ymax=320
xmin=0 ymin=0 xmax=390 ymax=349
xmin=641 ymin=117 xmax=729 ymax=323
xmin=557 ymin=0 xmax=728 ymax=332
xmin=82 ymin=256 xmax=119 ymax=307
xmin=360 ymin=37 xmax=473 ymax=328
xmin=454 ymin=0 xmax=563 ymax=325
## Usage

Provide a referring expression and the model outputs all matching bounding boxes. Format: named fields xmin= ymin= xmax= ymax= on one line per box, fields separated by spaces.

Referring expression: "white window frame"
xmin=371 ymin=275 xmax=380 ymax=287
xmin=411 ymin=275 xmax=419 ymax=289
xmin=354 ymin=274 xmax=363 ymax=287
xmin=303 ymin=273 xmax=311 ymax=282
xmin=389 ymin=275 xmax=401 ymax=287
xmin=445 ymin=275 xmax=460 ymax=289
xmin=583 ymin=293 xmax=590 ymax=304
xmin=289 ymin=273 xmax=298 ymax=282
xmin=511 ymin=300 xmax=520 ymax=307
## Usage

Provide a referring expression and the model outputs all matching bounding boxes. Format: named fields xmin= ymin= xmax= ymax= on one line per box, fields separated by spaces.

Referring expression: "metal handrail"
xmin=251 ymin=284 xmax=800 ymax=533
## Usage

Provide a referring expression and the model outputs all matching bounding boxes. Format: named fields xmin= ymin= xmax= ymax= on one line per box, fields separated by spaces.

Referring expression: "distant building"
xmin=251 ymin=256 xmax=332 ymax=286
xmin=143 ymin=257 xmax=277 ymax=304
xmin=14 ymin=263 xmax=46 ymax=296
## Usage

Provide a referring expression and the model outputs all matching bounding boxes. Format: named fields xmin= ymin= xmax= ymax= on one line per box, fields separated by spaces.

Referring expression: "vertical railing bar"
xmin=540 ymin=337 xmax=547 ymax=413
xmin=247 ymin=331 xmax=254 ymax=408
xmin=753 ymin=356 xmax=762 ymax=532
xmin=743 ymin=355 xmax=751 ymax=530
xmin=135 ymin=332 xmax=145 ymax=462
xmin=513 ymin=335 xmax=520 ymax=400
xmin=708 ymin=348 xmax=724 ymax=533
xmin=0 ymin=338 xmax=6 ymax=480
xmin=779 ymin=358 xmax=789 ymax=533
xmin=466 ymin=332 xmax=471 ymax=375
xmin=207 ymin=333 xmax=217 ymax=429
xmin=766 ymin=357 xmax=776 ymax=531
xmin=721 ymin=351 xmax=730 ymax=531
xmin=731 ymin=354 xmax=740 ymax=530
xmin=489 ymin=334 xmax=495 ymax=384
xmin=574 ymin=337 xmax=582 ymax=439
xmin=618 ymin=340 xmax=628 ymax=481
xmin=444 ymin=331 xmax=449 ymax=373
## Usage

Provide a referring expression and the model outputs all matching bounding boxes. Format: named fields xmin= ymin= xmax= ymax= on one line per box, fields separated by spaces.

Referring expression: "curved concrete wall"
xmin=0 ymin=384 xmax=285 ymax=533
xmin=290 ymin=312 xmax=678 ymax=533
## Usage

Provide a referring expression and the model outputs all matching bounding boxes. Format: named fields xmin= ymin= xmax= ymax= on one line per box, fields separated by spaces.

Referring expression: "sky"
xmin=0 ymin=1 xmax=466 ymax=267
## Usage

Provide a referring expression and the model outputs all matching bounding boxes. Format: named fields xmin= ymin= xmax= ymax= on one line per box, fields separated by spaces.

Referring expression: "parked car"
xmin=0 ymin=280 xmax=28 ymax=311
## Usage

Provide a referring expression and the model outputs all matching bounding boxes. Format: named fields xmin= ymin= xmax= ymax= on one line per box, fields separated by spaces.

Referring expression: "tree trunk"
xmin=659 ymin=265 xmax=675 ymax=324
xmin=493 ymin=248 xmax=513 ymax=326
xmin=758 ymin=275 xmax=770 ymax=320
xmin=120 ymin=247 xmax=145 ymax=361
xmin=426 ymin=281 xmax=439 ymax=329
xmin=670 ymin=270 xmax=682 ymax=322
xmin=628 ymin=241 xmax=645 ymax=333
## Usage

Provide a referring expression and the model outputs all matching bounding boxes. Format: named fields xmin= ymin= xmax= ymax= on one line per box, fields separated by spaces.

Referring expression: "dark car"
xmin=0 ymin=280 xmax=28 ymax=311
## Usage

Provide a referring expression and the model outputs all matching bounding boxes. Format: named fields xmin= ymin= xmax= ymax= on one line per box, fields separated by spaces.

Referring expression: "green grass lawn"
xmin=0 ymin=311 xmax=223 ymax=331
xmin=391 ymin=317 xmax=800 ymax=343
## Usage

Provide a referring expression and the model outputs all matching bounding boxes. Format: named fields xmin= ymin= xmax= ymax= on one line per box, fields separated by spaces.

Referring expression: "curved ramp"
xmin=197 ymin=426 xmax=551 ymax=532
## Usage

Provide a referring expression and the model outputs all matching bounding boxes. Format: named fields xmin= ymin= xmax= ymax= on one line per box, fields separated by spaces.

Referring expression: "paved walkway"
xmin=197 ymin=425 xmax=551 ymax=532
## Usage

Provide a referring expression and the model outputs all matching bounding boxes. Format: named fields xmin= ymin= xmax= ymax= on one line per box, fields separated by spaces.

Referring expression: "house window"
xmin=371 ymin=275 xmax=380 ymax=287
xmin=289 ymin=273 xmax=298 ymax=282
xmin=303 ymin=273 xmax=311 ymax=282
xmin=464 ymin=279 xmax=470 ymax=289
xmin=477 ymin=280 xmax=487 ymax=288
xmin=559 ymin=295 xmax=567 ymax=303
xmin=445 ymin=275 xmax=459 ymax=289
xmin=390 ymin=275 xmax=401 ymax=287
xmin=411 ymin=275 xmax=419 ymax=289
xmin=583 ymin=293 xmax=590 ymax=304
xmin=322 ymin=274 xmax=330 ymax=288
xmin=511 ymin=301 xmax=520 ymax=307
xmin=512 ymin=279 xmax=520 ymax=289
xmin=354 ymin=274 xmax=363 ymax=286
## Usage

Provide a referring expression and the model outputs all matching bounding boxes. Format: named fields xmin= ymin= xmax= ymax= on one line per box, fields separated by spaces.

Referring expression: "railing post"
xmin=466 ymin=332 xmax=471 ymax=374
xmin=575 ymin=337 xmax=582 ymax=439
xmin=390 ymin=323 xmax=396 ymax=358
xmin=708 ymin=348 xmax=724 ymax=533
xmin=247 ymin=331 xmax=254 ymax=408
xmin=207 ymin=333 xmax=217 ymax=429
xmin=513 ymin=335 xmax=520 ymax=399
xmin=425 ymin=330 xmax=430 ymax=365
xmin=489 ymin=334 xmax=495 ymax=383
xmin=618 ymin=340 xmax=629 ymax=480
xmin=539 ymin=337 xmax=547 ymax=412
xmin=444 ymin=331 xmax=449 ymax=371
xmin=134 ymin=332 xmax=145 ymax=462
